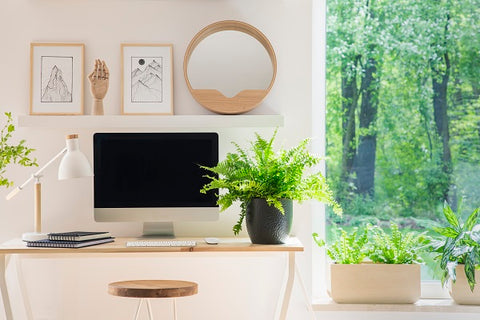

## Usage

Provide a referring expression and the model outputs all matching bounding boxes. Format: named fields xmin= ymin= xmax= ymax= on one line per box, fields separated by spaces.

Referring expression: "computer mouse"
xmin=204 ymin=237 xmax=219 ymax=245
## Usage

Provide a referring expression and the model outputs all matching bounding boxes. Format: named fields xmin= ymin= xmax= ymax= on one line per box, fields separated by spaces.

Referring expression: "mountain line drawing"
xmin=131 ymin=59 xmax=163 ymax=103
xmin=41 ymin=65 xmax=72 ymax=103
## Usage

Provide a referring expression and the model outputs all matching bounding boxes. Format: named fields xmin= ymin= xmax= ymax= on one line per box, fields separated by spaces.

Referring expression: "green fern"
xmin=313 ymin=226 xmax=370 ymax=264
xmin=201 ymin=129 xmax=342 ymax=235
xmin=369 ymin=223 xmax=428 ymax=264
xmin=314 ymin=223 xmax=429 ymax=265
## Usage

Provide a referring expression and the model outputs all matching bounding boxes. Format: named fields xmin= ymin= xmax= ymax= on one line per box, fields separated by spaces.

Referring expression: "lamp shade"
xmin=58 ymin=134 xmax=92 ymax=180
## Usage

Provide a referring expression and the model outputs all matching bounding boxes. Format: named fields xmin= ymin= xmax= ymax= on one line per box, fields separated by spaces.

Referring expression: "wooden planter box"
xmin=450 ymin=265 xmax=480 ymax=305
xmin=329 ymin=263 xmax=421 ymax=304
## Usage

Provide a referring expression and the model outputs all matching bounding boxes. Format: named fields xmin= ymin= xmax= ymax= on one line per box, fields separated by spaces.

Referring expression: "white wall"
xmin=0 ymin=0 xmax=315 ymax=319
xmin=2 ymin=1 xmax=471 ymax=319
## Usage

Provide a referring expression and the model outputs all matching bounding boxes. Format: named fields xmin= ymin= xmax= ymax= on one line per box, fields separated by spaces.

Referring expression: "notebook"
xmin=27 ymin=237 xmax=114 ymax=248
xmin=48 ymin=231 xmax=111 ymax=242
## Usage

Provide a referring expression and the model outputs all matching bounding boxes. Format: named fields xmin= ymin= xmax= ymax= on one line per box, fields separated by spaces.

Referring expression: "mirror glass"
xmin=187 ymin=30 xmax=274 ymax=98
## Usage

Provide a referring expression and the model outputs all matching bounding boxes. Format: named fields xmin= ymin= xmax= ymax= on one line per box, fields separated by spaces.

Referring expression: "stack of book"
xmin=26 ymin=231 xmax=114 ymax=248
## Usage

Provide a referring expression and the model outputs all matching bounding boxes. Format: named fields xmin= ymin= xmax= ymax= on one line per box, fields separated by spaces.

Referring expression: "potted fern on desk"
xmin=200 ymin=130 xmax=341 ymax=244
xmin=313 ymin=223 xmax=428 ymax=304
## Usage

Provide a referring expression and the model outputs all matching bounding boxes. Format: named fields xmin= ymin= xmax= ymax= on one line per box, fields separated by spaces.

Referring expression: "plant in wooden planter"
xmin=313 ymin=223 xmax=428 ymax=304
xmin=200 ymin=130 xmax=341 ymax=244
xmin=369 ymin=223 xmax=426 ymax=264
xmin=0 ymin=112 xmax=37 ymax=188
xmin=313 ymin=226 xmax=370 ymax=264
xmin=430 ymin=202 xmax=480 ymax=305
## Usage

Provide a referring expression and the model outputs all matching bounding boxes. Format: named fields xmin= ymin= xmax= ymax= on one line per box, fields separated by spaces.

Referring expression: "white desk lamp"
xmin=6 ymin=134 xmax=92 ymax=241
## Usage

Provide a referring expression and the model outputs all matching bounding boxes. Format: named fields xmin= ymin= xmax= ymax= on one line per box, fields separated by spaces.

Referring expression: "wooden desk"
xmin=0 ymin=237 xmax=303 ymax=320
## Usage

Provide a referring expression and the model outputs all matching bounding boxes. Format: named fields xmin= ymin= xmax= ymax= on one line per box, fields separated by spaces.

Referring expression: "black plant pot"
xmin=245 ymin=198 xmax=293 ymax=244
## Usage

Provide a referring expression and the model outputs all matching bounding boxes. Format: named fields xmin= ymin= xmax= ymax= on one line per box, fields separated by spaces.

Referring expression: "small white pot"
xmin=450 ymin=265 xmax=480 ymax=305
xmin=329 ymin=263 xmax=421 ymax=304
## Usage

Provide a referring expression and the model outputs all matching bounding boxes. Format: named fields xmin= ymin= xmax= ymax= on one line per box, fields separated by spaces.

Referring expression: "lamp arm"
xmin=30 ymin=147 xmax=67 ymax=180
xmin=6 ymin=147 xmax=67 ymax=200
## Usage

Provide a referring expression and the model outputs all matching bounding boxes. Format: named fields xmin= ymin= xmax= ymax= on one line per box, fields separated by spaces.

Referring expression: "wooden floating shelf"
xmin=17 ymin=115 xmax=284 ymax=129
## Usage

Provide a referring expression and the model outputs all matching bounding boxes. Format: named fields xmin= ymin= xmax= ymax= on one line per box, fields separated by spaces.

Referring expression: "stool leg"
xmin=146 ymin=299 xmax=154 ymax=320
xmin=134 ymin=299 xmax=144 ymax=320
xmin=172 ymin=298 xmax=177 ymax=320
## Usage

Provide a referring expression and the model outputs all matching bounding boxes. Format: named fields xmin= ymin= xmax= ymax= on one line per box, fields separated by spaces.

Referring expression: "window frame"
xmin=311 ymin=0 xmax=449 ymax=301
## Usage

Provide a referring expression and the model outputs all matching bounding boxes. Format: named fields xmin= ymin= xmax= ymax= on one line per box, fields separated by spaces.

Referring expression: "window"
xmin=324 ymin=0 xmax=480 ymax=289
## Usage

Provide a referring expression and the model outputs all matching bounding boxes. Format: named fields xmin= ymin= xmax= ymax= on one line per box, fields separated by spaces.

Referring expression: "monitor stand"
xmin=142 ymin=222 xmax=174 ymax=238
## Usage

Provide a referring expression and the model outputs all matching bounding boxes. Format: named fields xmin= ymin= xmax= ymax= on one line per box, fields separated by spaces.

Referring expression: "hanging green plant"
xmin=0 ymin=112 xmax=37 ymax=187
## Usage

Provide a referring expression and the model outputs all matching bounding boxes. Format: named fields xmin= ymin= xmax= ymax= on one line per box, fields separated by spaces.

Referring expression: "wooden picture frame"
xmin=30 ymin=43 xmax=85 ymax=115
xmin=121 ymin=44 xmax=173 ymax=115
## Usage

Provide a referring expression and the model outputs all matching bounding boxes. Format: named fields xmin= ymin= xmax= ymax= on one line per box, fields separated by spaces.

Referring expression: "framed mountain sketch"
xmin=121 ymin=44 xmax=173 ymax=115
xmin=30 ymin=43 xmax=84 ymax=115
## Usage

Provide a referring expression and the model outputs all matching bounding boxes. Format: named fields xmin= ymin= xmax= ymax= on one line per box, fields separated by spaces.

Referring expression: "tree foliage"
xmin=327 ymin=0 xmax=480 ymax=223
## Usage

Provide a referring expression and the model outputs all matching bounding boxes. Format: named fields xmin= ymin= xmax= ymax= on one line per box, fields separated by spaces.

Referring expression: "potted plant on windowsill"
xmin=200 ymin=130 xmax=341 ymax=244
xmin=313 ymin=223 xmax=428 ymax=304
xmin=0 ymin=112 xmax=37 ymax=188
xmin=430 ymin=202 xmax=480 ymax=305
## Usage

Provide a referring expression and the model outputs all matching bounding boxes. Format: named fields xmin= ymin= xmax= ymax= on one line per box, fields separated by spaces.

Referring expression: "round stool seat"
xmin=108 ymin=280 xmax=198 ymax=299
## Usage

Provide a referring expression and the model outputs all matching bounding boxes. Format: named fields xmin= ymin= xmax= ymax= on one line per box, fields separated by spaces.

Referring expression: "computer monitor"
xmin=93 ymin=132 xmax=219 ymax=236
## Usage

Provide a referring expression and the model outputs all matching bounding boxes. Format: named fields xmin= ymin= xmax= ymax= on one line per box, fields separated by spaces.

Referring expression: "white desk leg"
xmin=295 ymin=263 xmax=316 ymax=320
xmin=15 ymin=256 xmax=33 ymax=320
xmin=0 ymin=254 xmax=13 ymax=320
xmin=279 ymin=252 xmax=295 ymax=320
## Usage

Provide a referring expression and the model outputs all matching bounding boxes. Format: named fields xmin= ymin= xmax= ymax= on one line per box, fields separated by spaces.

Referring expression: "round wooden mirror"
xmin=184 ymin=20 xmax=277 ymax=114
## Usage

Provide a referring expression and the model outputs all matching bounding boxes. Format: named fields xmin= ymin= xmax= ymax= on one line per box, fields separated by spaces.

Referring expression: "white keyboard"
xmin=126 ymin=240 xmax=197 ymax=247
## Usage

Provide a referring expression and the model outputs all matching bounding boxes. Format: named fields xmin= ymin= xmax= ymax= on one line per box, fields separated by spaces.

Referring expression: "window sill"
xmin=313 ymin=298 xmax=480 ymax=313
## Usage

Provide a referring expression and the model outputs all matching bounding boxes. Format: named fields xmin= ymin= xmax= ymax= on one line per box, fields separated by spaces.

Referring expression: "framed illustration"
xmin=30 ymin=43 xmax=84 ymax=115
xmin=121 ymin=44 xmax=173 ymax=115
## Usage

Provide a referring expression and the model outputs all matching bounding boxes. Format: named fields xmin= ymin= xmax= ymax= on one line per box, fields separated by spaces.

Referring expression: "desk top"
xmin=0 ymin=237 xmax=303 ymax=254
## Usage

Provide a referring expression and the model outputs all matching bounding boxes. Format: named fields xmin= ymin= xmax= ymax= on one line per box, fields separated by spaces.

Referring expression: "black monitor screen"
xmin=94 ymin=132 xmax=218 ymax=208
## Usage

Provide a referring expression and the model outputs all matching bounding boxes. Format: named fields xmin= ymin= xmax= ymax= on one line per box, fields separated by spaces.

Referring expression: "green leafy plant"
xmin=369 ymin=223 xmax=428 ymax=264
xmin=430 ymin=202 xmax=480 ymax=291
xmin=313 ymin=226 xmax=369 ymax=264
xmin=0 ymin=112 xmax=37 ymax=187
xmin=201 ymin=130 xmax=342 ymax=235
xmin=314 ymin=223 xmax=429 ymax=264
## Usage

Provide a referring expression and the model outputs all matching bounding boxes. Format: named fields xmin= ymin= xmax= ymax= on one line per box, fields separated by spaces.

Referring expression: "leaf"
xmin=470 ymin=231 xmax=480 ymax=243
xmin=447 ymin=261 xmax=458 ymax=283
xmin=233 ymin=206 xmax=247 ymax=235
xmin=443 ymin=202 xmax=460 ymax=229
xmin=430 ymin=239 xmax=446 ymax=251
xmin=465 ymin=250 xmax=478 ymax=291
xmin=452 ymin=246 xmax=472 ymax=258
xmin=433 ymin=226 xmax=459 ymax=238
xmin=312 ymin=233 xmax=325 ymax=247
xmin=465 ymin=208 xmax=480 ymax=232
xmin=440 ymin=238 xmax=455 ymax=270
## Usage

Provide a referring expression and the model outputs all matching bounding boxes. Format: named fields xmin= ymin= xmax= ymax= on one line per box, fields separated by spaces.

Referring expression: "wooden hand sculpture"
xmin=88 ymin=59 xmax=109 ymax=115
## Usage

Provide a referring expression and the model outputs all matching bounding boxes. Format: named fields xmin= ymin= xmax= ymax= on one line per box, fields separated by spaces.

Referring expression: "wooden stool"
xmin=108 ymin=280 xmax=198 ymax=320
